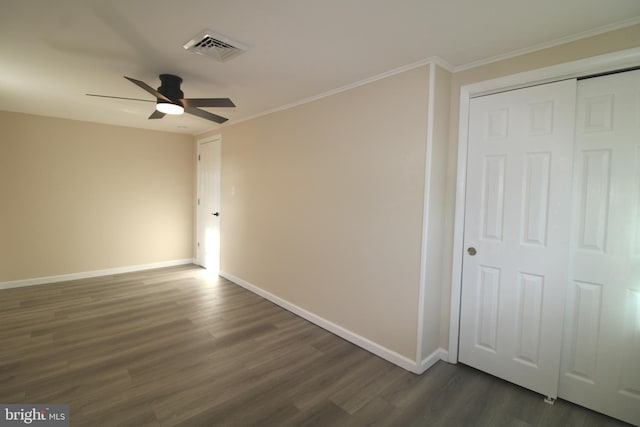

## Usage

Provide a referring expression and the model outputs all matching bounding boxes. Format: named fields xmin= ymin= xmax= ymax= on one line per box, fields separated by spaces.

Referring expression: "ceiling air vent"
xmin=183 ymin=30 xmax=248 ymax=62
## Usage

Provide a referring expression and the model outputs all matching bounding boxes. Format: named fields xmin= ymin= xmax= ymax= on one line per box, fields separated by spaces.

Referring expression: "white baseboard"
xmin=219 ymin=271 xmax=448 ymax=374
xmin=0 ymin=259 xmax=196 ymax=290
xmin=417 ymin=347 xmax=449 ymax=374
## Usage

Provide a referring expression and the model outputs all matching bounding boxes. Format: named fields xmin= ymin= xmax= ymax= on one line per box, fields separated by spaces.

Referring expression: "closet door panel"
xmin=559 ymin=69 xmax=640 ymax=426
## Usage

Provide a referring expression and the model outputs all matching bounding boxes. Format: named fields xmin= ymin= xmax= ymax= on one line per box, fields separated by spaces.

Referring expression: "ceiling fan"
xmin=87 ymin=74 xmax=235 ymax=124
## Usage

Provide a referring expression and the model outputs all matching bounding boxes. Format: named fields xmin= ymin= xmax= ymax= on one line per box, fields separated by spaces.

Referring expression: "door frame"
xmin=196 ymin=134 xmax=222 ymax=270
xmin=448 ymin=47 xmax=640 ymax=364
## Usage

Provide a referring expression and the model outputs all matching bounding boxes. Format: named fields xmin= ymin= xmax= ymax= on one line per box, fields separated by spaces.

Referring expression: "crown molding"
xmin=453 ymin=17 xmax=640 ymax=73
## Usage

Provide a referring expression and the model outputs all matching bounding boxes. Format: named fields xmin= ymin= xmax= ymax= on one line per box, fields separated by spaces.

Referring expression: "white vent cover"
xmin=183 ymin=30 xmax=248 ymax=62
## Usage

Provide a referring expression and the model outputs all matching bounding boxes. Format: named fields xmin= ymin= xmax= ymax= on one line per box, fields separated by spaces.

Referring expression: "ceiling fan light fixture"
xmin=156 ymin=102 xmax=184 ymax=115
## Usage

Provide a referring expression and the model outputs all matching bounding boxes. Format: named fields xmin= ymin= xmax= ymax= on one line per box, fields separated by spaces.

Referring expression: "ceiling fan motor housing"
xmin=158 ymin=74 xmax=184 ymax=102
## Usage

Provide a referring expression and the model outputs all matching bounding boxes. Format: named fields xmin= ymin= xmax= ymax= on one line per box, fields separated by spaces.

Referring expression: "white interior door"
xmin=558 ymin=69 xmax=640 ymax=425
xmin=459 ymin=79 xmax=577 ymax=399
xmin=196 ymin=137 xmax=221 ymax=272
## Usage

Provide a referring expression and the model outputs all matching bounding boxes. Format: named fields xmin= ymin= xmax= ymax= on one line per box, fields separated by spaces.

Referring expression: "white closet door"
xmin=459 ymin=79 xmax=577 ymax=399
xmin=559 ymin=69 xmax=640 ymax=426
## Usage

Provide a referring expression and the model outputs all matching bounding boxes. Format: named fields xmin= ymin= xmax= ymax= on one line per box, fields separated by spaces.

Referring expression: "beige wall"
xmin=0 ymin=112 xmax=195 ymax=281
xmin=421 ymin=64 xmax=452 ymax=359
xmin=201 ymin=66 xmax=430 ymax=358
xmin=196 ymin=24 xmax=640 ymax=362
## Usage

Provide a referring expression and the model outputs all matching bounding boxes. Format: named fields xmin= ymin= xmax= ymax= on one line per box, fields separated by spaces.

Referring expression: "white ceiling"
xmin=1 ymin=0 xmax=639 ymax=135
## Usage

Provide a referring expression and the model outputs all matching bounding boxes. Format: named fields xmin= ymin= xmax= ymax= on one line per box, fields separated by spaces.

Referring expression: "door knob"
xmin=212 ymin=212 xmax=219 ymax=216
xmin=467 ymin=247 xmax=477 ymax=256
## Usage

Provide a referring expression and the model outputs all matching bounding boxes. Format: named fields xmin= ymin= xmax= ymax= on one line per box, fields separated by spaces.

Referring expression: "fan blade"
xmin=86 ymin=94 xmax=155 ymax=102
xmin=181 ymin=98 xmax=235 ymax=108
xmin=185 ymin=107 xmax=228 ymax=124
xmin=149 ymin=110 xmax=165 ymax=119
xmin=124 ymin=76 xmax=171 ymax=103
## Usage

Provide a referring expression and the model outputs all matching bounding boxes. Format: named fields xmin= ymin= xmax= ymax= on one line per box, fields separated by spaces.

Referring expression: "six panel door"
xmin=558 ymin=69 xmax=640 ymax=425
xmin=459 ymin=79 xmax=577 ymax=399
xmin=197 ymin=138 xmax=222 ymax=272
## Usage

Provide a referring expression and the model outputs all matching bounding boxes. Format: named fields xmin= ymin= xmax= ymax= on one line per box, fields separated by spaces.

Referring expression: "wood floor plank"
xmin=0 ymin=265 xmax=633 ymax=426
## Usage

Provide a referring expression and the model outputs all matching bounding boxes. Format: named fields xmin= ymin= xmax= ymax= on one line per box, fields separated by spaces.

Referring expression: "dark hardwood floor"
xmin=0 ymin=265 xmax=631 ymax=426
